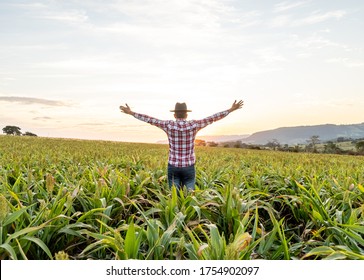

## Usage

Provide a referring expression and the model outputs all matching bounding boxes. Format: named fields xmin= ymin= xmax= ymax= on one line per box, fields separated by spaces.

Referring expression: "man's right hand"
xmin=228 ymin=100 xmax=244 ymax=113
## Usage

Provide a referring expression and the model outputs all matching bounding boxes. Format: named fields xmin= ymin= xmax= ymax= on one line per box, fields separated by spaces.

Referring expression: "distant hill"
xmin=197 ymin=135 xmax=249 ymax=143
xmin=242 ymin=123 xmax=364 ymax=145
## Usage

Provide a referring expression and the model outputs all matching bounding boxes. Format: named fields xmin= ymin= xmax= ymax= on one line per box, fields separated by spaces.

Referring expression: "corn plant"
xmin=1 ymin=135 xmax=363 ymax=259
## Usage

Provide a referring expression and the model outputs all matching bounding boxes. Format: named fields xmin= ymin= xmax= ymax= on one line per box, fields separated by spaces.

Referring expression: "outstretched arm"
xmin=119 ymin=103 xmax=168 ymax=130
xmin=228 ymin=100 xmax=244 ymax=113
xmin=195 ymin=99 xmax=244 ymax=130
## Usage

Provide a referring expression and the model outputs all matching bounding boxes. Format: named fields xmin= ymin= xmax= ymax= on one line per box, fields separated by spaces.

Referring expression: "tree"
xmin=323 ymin=141 xmax=342 ymax=154
xmin=306 ymin=135 xmax=320 ymax=152
xmin=207 ymin=141 xmax=218 ymax=147
xmin=2 ymin=126 xmax=22 ymax=136
xmin=24 ymin=132 xmax=37 ymax=137
xmin=266 ymin=139 xmax=280 ymax=150
xmin=356 ymin=141 xmax=364 ymax=153
xmin=233 ymin=141 xmax=242 ymax=148
xmin=195 ymin=139 xmax=206 ymax=146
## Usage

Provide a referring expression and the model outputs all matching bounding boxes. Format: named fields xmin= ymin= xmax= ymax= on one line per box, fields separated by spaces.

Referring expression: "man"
xmin=120 ymin=100 xmax=244 ymax=190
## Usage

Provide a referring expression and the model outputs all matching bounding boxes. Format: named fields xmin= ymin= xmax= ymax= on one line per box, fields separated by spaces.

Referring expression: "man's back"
xmin=165 ymin=119 xmax=200 ymax=167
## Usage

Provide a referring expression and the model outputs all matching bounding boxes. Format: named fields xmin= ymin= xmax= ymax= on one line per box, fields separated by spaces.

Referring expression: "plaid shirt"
xmin=133 ymin=110 xmax=230 ymax=167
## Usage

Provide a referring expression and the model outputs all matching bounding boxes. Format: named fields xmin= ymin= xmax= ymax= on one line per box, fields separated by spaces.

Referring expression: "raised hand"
xmin=120 ymin=103 xmax=133 ymax=115
xmin=229 ymin=100 xmax=244 ymax=113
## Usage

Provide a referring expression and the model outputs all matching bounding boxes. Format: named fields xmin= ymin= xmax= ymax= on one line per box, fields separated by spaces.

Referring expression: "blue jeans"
xmin=167 ymin=164 xmax=195 ymax=190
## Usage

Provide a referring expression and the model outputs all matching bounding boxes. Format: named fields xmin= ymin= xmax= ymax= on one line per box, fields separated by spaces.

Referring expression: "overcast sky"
xmin=1 ymin=0 xmax=363 ymax=143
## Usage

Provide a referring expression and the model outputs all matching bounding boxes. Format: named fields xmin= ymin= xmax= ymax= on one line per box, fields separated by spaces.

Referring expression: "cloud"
xmin=33 ymin=116 xmax=53 ymax=121
xmin=41 ymin=10 xmax=89 ymax=23
xmin=274 ymin=1 xmax=310 ymax=13
xmin=11 ymin=1 xmax=88 ymax=24
xmin=253 ymin=48 xmax=288 ymax=63
xmin=326 ymin=57 xmax=364 ymax=68
xmin=78 ymin=122 xmax=113 ymax=127
xmin=78 ymin=122 xmax=147 ymax=128
xmin=110 ymin=0 xmax=228 ymax=26
xmin=297 ymin=10 xmax=346 ymax=25
xmin=82 ymin=0 xmax=259 ymax=47
xmin=270 ymin=10 xmax=347 ymax=27
xmin=0 ymin=96 xmax=70 ymax=106
xmin=287 ymin=34 xmax=347 ymax=51
xmin=9 ymin=2 xmax=48 ymax=10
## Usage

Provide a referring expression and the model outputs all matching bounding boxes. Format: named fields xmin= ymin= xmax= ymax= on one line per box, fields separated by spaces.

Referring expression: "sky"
xmin=0 ymin=0 xmax=363 ymax=143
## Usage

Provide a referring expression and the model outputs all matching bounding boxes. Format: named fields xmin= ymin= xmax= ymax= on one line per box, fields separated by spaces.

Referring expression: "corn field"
xmin=0 ymin=135 xmax=363 ymax=260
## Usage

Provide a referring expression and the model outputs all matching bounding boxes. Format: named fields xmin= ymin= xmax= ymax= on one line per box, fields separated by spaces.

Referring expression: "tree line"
xmin=196 ymin=135 xmax=364 ymax=156
xmin=2 ymin=125 xmax=37 ymax=137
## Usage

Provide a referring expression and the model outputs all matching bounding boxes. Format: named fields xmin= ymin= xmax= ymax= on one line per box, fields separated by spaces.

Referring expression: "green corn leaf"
xmin=21 ymin=236 xmax=53 ymax=260
xmin=303 ymin=246 xmax=335 ymax=259
xmin=2 ymin=206 xmax=30 ymax=227
xmin=0 ymin=243 xmax=18 ymax=260
xmin=124 ymin=220 xmax=141 ymax=259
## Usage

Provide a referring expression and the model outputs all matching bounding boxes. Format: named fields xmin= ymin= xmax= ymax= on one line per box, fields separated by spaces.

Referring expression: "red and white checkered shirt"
xmin=133 ymin=110 xmax=230 ymax=167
